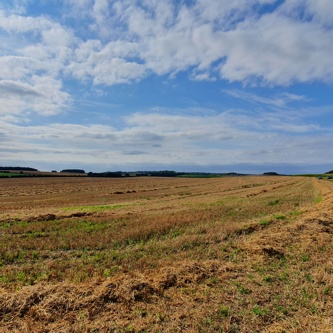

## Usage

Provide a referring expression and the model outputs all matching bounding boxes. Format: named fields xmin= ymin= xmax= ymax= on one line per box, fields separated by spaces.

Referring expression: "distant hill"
xmin=0 ymin=166 xmax=38 ymax=171
xmin=325 ymin=170 xmax=333 ymax=174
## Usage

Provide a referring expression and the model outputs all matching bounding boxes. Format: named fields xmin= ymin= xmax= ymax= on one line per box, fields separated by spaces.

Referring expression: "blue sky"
xmin=0 ymin=0 xmax=333 ymax=174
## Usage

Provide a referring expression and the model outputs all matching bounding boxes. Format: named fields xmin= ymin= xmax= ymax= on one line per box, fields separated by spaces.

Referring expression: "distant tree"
xmin=60 ymin=169 xmax=85 ymax=174
xmin=149 ymin=170 xmax=178 ymax=177
xmin=88 ymin=172 xmax=122 ymax=177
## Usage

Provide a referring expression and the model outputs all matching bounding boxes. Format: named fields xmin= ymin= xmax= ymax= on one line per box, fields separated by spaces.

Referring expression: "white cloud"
xmin=0 ymin=78 xmax=71 ymax=117
xmin=220 ymin=12 xmax=333 ymax=85
xmin=69 ymin=40 xmax=147 ymax=85
xmin=0 ymin=9 xmax=75 ymax=118
xmin=191 ymin=71 xmax=216 ymax=82
xmin=0 ymin=10 xmax=52 ymax=33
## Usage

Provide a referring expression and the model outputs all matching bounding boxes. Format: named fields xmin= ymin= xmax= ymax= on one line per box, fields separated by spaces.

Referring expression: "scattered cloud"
xmin=79 ymin=0 xmax=333 ymax=85
xmin=2 ymin=0 xmax=333 ymax=105
xmin=0 ymin=1 xmax=333 ymax=172
xmin=0 ymin=105 xmax=329 ymax=170
xmin=223 ymin=89 xmax=309 ymax=108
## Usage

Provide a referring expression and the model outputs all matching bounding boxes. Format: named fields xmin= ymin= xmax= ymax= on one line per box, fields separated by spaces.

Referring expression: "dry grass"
xmin=0 ymin=176 xmax=332 ymax=332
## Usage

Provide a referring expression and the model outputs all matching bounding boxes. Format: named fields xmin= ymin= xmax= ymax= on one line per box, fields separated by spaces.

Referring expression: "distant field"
xmin=0 ymin=176 xmax=332 ymax=332
xmin=0 ymin=172 xmax=26 ymax=177
xmin=0 ymin=170 xmax=87 ymax=177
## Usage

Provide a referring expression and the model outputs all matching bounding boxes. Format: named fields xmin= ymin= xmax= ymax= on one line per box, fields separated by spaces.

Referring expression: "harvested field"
xmin=0 ymin=176 xmax=332 ymax=332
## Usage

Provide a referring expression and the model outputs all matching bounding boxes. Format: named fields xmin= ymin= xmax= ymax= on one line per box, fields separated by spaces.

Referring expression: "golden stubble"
xmin=0 ymin=176 xmax=332 ymax=332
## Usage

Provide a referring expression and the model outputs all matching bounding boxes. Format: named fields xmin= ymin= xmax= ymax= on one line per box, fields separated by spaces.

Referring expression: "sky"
xmin=0 ymin=0 xmax=333 ymax=174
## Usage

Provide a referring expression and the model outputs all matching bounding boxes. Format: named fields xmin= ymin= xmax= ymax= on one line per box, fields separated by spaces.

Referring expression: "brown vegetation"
xmin=0 ymin=176 xmax=332 ymax=332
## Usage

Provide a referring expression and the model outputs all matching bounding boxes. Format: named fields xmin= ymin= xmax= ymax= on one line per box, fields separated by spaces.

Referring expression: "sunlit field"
xmin=1 ymin=176 xmax=332 ymax=332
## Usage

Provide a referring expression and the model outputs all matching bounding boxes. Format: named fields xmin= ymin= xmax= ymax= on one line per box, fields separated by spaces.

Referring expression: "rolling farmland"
xmin=0 ymin=176 xmax=332 ymax=332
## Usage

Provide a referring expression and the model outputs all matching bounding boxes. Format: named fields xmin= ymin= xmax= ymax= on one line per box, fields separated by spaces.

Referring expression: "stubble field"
xmin=0 ymin=176 xmax=332 ymax=332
